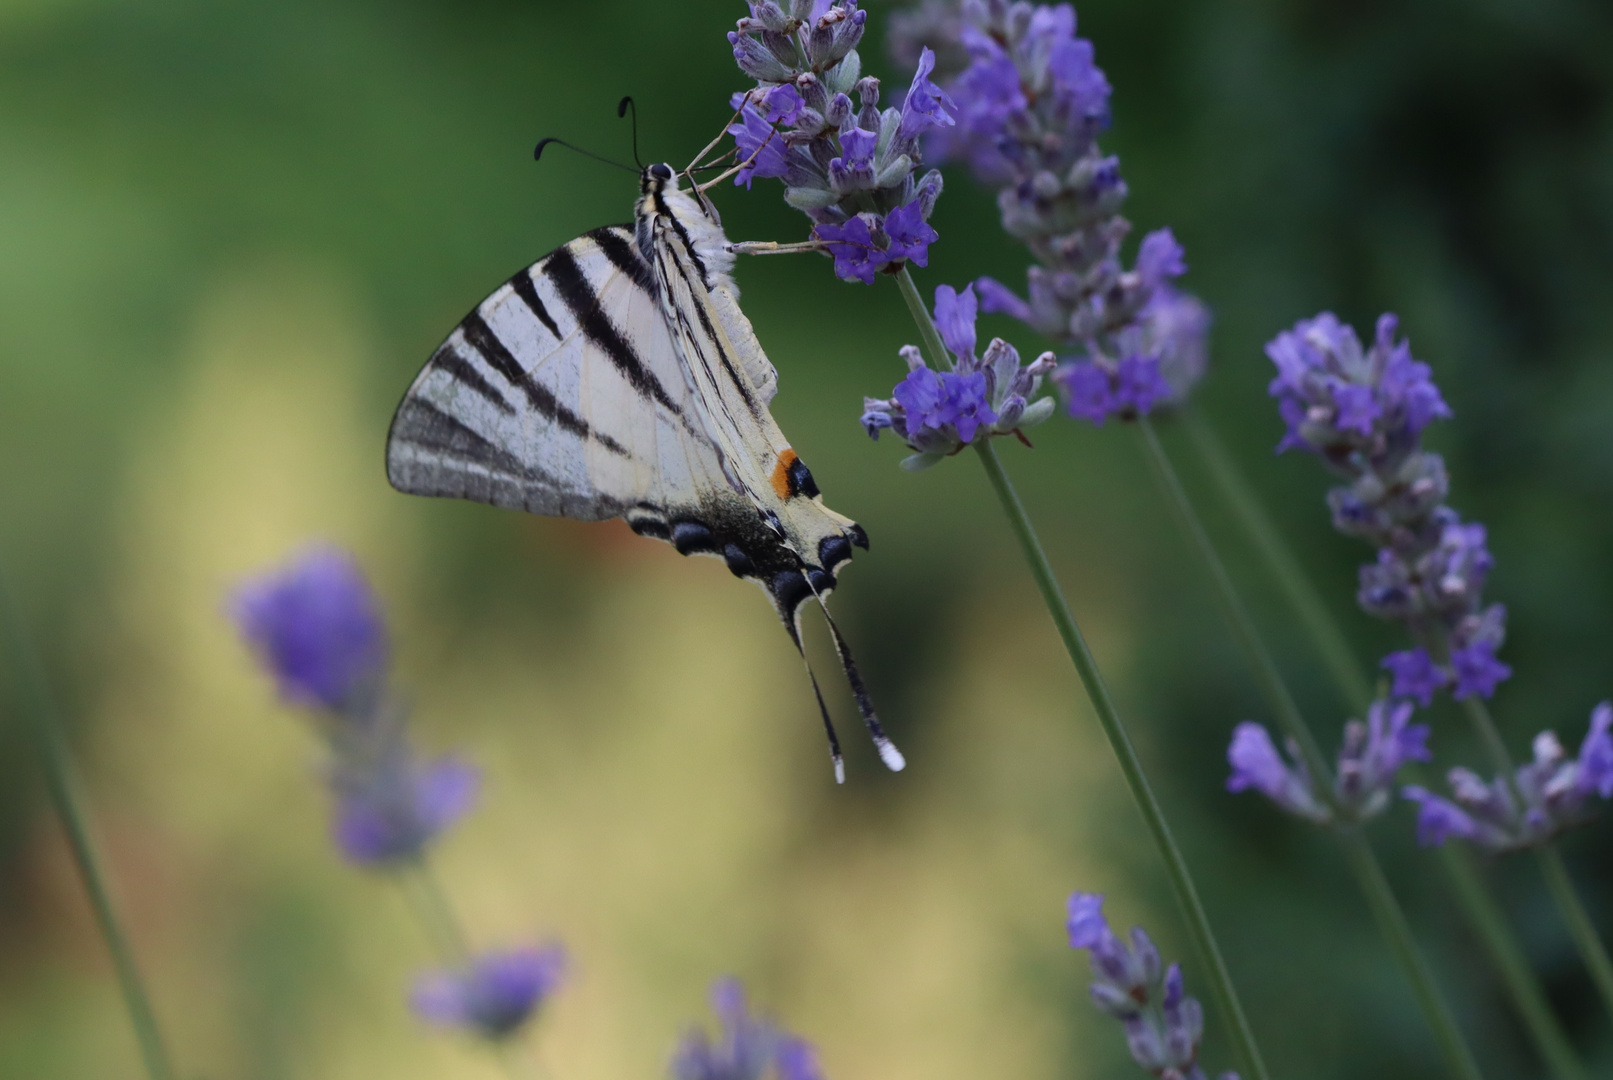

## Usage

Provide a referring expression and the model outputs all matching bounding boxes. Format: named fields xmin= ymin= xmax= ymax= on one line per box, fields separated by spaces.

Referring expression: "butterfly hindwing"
xmin=387 ymin=226 xmax=726 ymax=521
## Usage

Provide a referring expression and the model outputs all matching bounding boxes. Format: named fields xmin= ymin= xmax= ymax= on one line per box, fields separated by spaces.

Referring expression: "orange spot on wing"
xmin=770 ymin=448 xmax=798 ymax=500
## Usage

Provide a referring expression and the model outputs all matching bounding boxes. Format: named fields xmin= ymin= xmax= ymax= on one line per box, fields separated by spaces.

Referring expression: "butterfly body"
xmin=387 ymin=164 xmax=899 ymax=779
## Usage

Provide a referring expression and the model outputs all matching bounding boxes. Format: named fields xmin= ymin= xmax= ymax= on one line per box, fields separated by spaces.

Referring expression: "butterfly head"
xmin=641 ymin=162 xmax=677 ymax=194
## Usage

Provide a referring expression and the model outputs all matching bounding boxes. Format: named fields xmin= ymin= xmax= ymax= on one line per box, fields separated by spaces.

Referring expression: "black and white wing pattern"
xmin=387 ymin=165 xmax=901 ymax=781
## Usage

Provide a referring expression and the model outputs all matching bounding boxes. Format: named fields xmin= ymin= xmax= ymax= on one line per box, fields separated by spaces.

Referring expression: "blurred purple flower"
xmin=1402 ymin=702 xmax=1613 ymax=852
xmin=1226 ymin=722 xmax=1329 ymax=823
xmin=333 ymin=755 xmax=480 ymax=866
xmin=1381 ymin=649 xmax=1449 ymax=707
xmin=673 ymin=978 xmax=822 ymax=1080
xmin=232 ymin=546 xmax=387 ymax=710
xmin=1451 ymin=641 xmax=1513 ymax=701
xmin=413 ymin=943 xmax=567 ymax=1039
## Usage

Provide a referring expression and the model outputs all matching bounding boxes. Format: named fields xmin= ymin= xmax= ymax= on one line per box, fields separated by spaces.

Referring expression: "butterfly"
xmin=385 ymin=161 xmax=903 ymax=783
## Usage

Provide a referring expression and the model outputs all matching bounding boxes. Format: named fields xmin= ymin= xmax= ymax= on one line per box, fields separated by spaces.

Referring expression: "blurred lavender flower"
xmin=232 ymin=546 xmax=387 ymax=710
xmin=412 ymin=943 xmax=567 ymax=1039
xmin=1266 ymin=312 xmax=1511 ymax=702
xmin=673 ymin=978 xmax=822 ymax=1080
xmin=233 ymin=546 xmax=478 ymax=868
xmin=1403 ymin=702 xmax=1613 ymax=852
xmin=330 ymin=741 xmax=480 ymax=866
xmin=887 ymin=0 xmax=1213 ymax=420
xmin=1226 ymin=700 xmax=1432 ymax=826
xmin=725 ymin=1 xmax=953 ymax=283
xmin=1066 ymin=893 xmax=1239 ymax=1080
xmin=1225 ymin=707 xmax=1427 ymax=826
xmin=861 ymin=283 xmax=1057 ymax=466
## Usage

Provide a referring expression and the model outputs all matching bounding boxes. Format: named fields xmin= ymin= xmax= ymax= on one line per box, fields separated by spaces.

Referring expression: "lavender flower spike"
xmin=895 ymin=2 xmax=1214 ymax=419
xmin=413 ymin=943 xmax=567 ymax=1040
xmin=231 ymin=546 xmax=387 ymax=710
xmin=1227 ymin=699 xmax=1431 ymax=826
xmin=862 ymin=283 xmax=1056 ymax=466
xmin=1066 ymin=893 xmax=1240 ymax=1080
xmin=1403 ymin=701 xmax=1613 ymax=853
xmin=673 ymin=978 xmax=823 ymax=1080
xmin=1266 ymin=311 xmax=1511 ymax=703
xmin=725 ymin=3 xmax=952 ymax=283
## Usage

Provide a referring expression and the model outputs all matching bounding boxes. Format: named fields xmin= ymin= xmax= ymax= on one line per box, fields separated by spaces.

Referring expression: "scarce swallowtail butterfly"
xmin=386 ymin=160 xmax=903 ymax=783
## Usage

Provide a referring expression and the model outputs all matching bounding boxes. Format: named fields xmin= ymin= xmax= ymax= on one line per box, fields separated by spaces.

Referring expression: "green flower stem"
xmin=1135 ymin=417 xmax=1330 ymax=782
xmin=401 ymin=859 xmax=472 ymax=964
xmin=893 ymin=268 xmax=1269 ymax=1080
xmin=972 ymin=438 xmax=1267 ymax=1080
xmin=1174 ymin=409 xmax=1586 ymax=1079
xmin=1178 ymin=407 xmax=1373 ymax=708
xmin=1135 ymin=416 xmax=1483 ymax=1080
xmin=1339 ymin=830 xmax=1484 ymax=1080
xmin=1457 ymin=694 xmax=1613 ymax=1027
xmin=0 ymin=577 xmax=178 ymax=1080
xmin=1533 ymin=843 xmax=1613 ymax=1025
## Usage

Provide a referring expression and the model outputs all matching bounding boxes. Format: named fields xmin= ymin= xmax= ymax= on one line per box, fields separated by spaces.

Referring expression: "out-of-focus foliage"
xmin=1 ymin=0 xmax=1610 ymax=1078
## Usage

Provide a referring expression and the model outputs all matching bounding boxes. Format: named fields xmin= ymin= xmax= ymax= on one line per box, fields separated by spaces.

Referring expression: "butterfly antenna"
xmin=617 ymin=96 xmax=645 ymax=170
xmin=533 ymin=137 xmax=637 ymax=173
xmin=802 ymin=575 xmax=906 ymax=774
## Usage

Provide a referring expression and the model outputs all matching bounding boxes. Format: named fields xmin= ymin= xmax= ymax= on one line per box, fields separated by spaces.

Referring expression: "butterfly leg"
xmin=727 ymin=240 xmax=827 ymax=257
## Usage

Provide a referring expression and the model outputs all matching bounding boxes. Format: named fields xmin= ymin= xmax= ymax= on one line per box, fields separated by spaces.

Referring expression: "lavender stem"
xmin=0 ymin=577 xmax=178 ymax=1080
xmin=401 ymin=859 xmax=472 ymax=965
xmin=893 ymin=267 xmax=1269 ymax=1080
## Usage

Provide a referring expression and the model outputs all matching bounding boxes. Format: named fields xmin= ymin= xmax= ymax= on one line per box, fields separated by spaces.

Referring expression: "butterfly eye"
xmin=649 ymin=163 xmax=674 ymax=182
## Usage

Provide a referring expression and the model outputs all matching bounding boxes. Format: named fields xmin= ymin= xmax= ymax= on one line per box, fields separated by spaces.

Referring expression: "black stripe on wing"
xmin=541 ymin=243 xmax=685 ymax=418
xmin=458 ymin=309 xmax=631 ymax=457
xmin=389 ymin=398 xmax=551 ymax=490
xmin=430 ymin=343 xmax=516 ymax=416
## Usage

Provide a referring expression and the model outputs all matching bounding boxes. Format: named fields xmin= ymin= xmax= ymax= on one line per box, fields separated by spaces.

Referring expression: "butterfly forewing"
xmin=387 ymin=226 xmax=729 ymax=521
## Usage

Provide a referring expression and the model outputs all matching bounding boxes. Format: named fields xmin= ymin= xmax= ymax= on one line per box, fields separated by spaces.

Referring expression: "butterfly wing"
xmin=387 ymin=225 xmax=734 ymax=523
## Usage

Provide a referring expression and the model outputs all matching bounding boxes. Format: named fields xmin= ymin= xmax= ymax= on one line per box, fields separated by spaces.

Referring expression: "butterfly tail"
xmin=783 ymin=614 xmax=846 ymax=784
xmin=817 ymin=604 xmax=906 ymax=773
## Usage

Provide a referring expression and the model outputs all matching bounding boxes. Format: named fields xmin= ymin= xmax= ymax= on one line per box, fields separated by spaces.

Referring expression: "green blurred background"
xmin=3 ymin=0 xmax=1612 ymax=1076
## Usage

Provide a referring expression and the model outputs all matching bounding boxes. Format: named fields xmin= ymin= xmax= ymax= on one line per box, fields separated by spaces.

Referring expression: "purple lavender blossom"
xmin=1140 ymin=289 xmax=1211 ymax=401
xmin=1265 ymin=312 xmax=1449 ymax=458
xmin=231 ymin=547 xmax=387 ymax=710
xmin=1225 ymin=723 xmax=1329 ymax=824
xmin=1381 ymin=649 xmax=1449 ymax=707
xmin=1266 ymin=312 xmax=1509 ymax=702
xmin=1227 ymin=700 xmax=1431 ymax=825
xmin=1402 ymin=702 xmax=1613 ymax=852
xmin=1451 ymin=641 xmax=1513 ymax=701
xmin=862 ymin=284 xmax=1056 ymax=464
xmin=893 ymin=3 xmax=1212 ymax=417
xmin=332 ymin=754 xmax=481 ymax=866
xmin=1066 ymin=893 xmax=1238 ymax=1080
xmin=724 ymin=5 xmax=953 ymax=283
xmin=673 ymin=978 xmax=820 ymax=1080
xmin=412 ymin=943 xmax=566 ymax=1039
